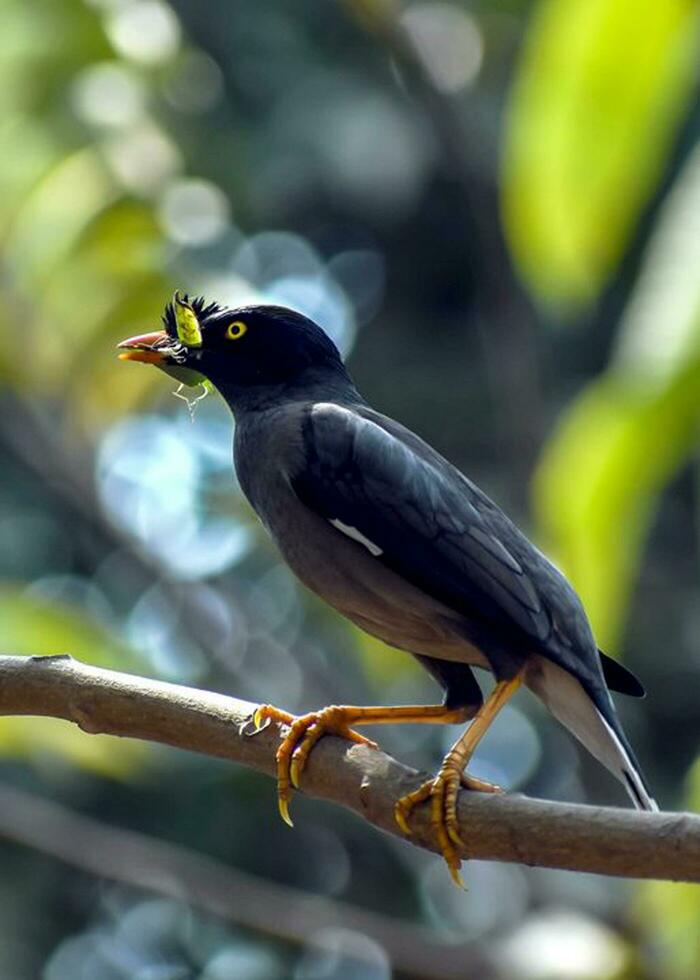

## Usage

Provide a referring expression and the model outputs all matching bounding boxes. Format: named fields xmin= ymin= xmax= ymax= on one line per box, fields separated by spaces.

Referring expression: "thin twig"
xmin=0 ymin=654 xmax=697 ymax=882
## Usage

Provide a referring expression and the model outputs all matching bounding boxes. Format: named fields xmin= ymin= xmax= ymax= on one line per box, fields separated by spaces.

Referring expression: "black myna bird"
xmin=118 ymin=293 xmax=657 ymax=883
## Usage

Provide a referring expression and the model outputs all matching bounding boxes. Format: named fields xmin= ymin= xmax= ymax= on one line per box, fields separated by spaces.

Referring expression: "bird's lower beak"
xmin=117 ymin=331 xmax=171 ymax=364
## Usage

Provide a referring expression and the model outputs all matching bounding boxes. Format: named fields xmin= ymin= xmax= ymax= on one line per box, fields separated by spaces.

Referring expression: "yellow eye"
xmin=226 ymin=320 xmax=248 ymax=341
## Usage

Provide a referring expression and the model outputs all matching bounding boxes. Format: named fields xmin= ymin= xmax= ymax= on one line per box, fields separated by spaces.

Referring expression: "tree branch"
xmin=0 ymin=654 xmax=697 ymax=882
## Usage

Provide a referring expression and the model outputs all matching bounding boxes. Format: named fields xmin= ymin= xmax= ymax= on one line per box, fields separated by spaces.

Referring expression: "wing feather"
xmin=293 ymin=403 xmax=603 ymax=687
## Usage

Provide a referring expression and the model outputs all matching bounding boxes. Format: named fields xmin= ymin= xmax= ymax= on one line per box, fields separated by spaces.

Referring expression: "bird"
xmin=118 ymin=292 xmax=657 ymax=884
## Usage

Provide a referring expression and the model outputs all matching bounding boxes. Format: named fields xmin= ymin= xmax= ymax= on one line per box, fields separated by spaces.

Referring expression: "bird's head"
xmin=118 ymin=293 xmax=351 ymax=408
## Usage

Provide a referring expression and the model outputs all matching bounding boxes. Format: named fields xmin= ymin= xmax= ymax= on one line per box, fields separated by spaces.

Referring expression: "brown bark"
xmin=0 ymin=653 xmax=697 ymax=882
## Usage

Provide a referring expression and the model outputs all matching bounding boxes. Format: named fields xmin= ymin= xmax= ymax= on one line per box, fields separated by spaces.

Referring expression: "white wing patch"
xmin=330 ymin=519 xmax=383 ymax=557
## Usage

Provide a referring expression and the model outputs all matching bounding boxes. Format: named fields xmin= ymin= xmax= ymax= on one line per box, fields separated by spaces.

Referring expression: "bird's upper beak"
xmin=117 ymin=327 xmax=208 ymax=388
xmin=117 ymin=331 xmax=171 ymax=364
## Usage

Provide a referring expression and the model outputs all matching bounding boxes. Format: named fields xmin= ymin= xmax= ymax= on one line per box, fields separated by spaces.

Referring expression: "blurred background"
xmin=0 ymin=0 xmax=699 ymax=976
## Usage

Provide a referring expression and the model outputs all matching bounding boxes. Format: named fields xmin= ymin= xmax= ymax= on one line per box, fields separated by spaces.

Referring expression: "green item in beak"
xmin=174 ymin=290 xmax=202 ymax=347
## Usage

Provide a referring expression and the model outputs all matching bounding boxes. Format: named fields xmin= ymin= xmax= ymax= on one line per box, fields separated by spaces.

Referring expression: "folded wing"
xmin=292 ymin=402 xmax=634 ymax=697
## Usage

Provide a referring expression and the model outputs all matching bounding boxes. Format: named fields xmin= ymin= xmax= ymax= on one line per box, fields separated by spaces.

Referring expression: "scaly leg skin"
xmin=394 ymin=674 xmax=523 ymax=887
xmin=251 ymin=702 xmax=471 ymax=829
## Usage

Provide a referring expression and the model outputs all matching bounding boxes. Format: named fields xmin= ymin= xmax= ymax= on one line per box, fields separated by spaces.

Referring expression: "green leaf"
xmin=532 ymin=365 xmax=700 ymax=647
xmin=532 ymin=136 xmax=700 ymax=647
xmin=353 ymin=627 xmax=420 ymax=690
xmin=4 ymin=148 xmax=117 ymax=289
xmin=0 ymin=584 xmax=147 ymax=776
xmin=612 ymin=142 xmax=700 ymax=382
xmin=502 ymin=0 xmax=700 ymax=308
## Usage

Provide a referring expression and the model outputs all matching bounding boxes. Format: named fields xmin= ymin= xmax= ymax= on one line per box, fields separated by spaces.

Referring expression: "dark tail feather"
xmin=599 ymin=650 xmax=645 ymax=698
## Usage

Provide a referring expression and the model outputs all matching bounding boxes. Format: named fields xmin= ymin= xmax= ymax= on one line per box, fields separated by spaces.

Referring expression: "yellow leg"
xmin=394 ymin=673 xmax=523 ymax=887
xmin=251 ymin=701 xmax=477 ymax=829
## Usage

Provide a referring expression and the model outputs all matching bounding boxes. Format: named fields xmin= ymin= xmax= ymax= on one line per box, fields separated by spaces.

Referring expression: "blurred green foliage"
xmin=533 ymin=351 xmax=700 ymax=648
xmin=503 ymin=0 xmax=700 ymax=307
xmin=0 ymin=586 xmax=145 ymax=775
xmin=0 ymin=0 xmax=171 ymax=422
xmin=529 ymin=59 xmax=700 ymax=647
xmin=0 ymin=0 xmax=699 ymax=976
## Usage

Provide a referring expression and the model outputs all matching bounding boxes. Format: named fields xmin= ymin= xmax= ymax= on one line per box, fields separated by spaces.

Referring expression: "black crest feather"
xmin=162 ymin=294 xmax=224 ymax=339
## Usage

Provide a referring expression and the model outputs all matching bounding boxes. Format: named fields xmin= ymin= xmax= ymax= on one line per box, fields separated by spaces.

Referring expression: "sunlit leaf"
xmin=64 ymin=277 xmax=175 ymax=427
xmin=20 ymin=199 xmax=171 ymax=419
xmin=4 ymin=148 xmax=117 ymax=290
xmin=502 ymin=0 xmax=700 ymax=308
xmin=532 ymin=134 xmax=700 ymax=648
xmin=0 ymin=717 xmax=145 ymax=779
xmin=0 ymin=584 xmax=147 ymax=776
xmin=612 ymin=141 xmax=700 ymax=382
xmin=0 ymin=116 xmax=60 ymax=230
xmin=533 ymin=359 xmax=700 ymax=648
xmin=353 ymin=627 xmax=419 ymax=690
xmin=0 ymin=583 xmax=133 ymax=666
xmin=1 ymin=164 xmax=170 ymax=408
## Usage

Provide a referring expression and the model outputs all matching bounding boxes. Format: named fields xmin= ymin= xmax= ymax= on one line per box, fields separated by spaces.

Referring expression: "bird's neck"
xmin=216 ymin=365 xmax=364 ymax=418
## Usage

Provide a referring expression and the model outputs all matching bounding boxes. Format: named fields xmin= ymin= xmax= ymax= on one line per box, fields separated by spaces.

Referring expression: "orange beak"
xmin=117 ymin=331 xmax=171 ymax=364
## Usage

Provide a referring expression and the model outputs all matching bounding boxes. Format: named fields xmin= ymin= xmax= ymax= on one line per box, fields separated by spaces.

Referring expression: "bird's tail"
xmin=526 ymin=656 xmax=658 ymax=811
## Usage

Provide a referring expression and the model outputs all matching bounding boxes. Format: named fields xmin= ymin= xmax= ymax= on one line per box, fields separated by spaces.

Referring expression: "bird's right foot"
xmin=250 ymin=703 xmax=378 ymax=826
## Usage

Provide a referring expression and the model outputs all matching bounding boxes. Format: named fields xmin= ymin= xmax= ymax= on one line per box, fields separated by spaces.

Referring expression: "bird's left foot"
xmin=394 ymin=765 xmax=503 ymax=887
xmin=250 ymin=704 xmax=378 ymax=827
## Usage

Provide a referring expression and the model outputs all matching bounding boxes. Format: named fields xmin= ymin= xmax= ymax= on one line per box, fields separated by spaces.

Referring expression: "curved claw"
xmin=289 ymin=720 xmax=325 ymax=789
xmin=395 ymin=765 xmax=494 ymax=887
xmin=249 ymin=704 xmax=298 ymax=824
xmin=250 ymin=703 xmax=378 ymax=828
xmin=394 ymin=806 xmax=413 ymax=837
xmin=251 ymin=703 xmax=294 ymax=733
xmin=394 ymin=780 xmax=432 ymax=836
xmin=278 ymin=795 xmax=294 ymax=828
xmin=429 ymin=773 xmax=465 ymax=886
